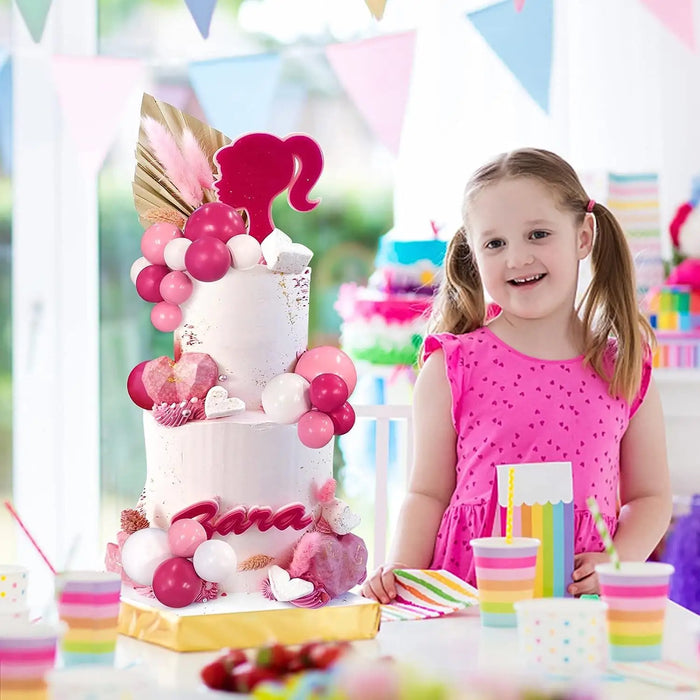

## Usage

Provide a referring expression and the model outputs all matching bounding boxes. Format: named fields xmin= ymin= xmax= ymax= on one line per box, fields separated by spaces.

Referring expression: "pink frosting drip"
xmin=153 ymin=398 xmax=206 ymax=427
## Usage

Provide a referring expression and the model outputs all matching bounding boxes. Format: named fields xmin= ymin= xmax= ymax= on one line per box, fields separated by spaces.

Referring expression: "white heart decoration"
xmin=261 ymin=228 xmax=313 ymax=274
xmin=204 ymin=386 xmax=245 ymax=419
xmin=268 ymin=565 xmax=314 ymax=602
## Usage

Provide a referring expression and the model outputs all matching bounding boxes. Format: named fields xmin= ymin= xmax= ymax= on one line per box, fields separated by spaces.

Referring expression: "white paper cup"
xmin=0 ymin=564 xmax=29 ymax=613
xmin=514 ymin=597 xmax=608 ymax=675
xmin=47 ymin=666 xmax=155 ymax=699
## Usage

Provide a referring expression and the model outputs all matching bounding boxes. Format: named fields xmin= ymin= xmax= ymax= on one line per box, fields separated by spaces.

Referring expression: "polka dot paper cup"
xmin=596 ymin=561 xmax=674 ymax=662
xmin=514 ymin=598 xmax=608 ymax=676
xmin=471 ymin=536 xmax=540 ymax=627
xmin=0 ymin=564 xmax=30 ymax=624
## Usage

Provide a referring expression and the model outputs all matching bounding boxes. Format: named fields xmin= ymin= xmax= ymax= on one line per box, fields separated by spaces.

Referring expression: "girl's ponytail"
xmin=579 ymin=203 xmax=654 ymax=403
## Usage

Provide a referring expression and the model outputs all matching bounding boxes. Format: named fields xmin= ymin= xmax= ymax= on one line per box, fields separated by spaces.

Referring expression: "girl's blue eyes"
xmin=484 ymin=230 xmax=550 ymax=249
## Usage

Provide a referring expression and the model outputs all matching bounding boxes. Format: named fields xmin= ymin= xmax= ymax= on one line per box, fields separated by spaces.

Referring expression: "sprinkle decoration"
xmin=586 ymin=495 xmax=620 ymax=569
xmin=4 ymin=500 xmax=57 ymax=575
xmin=505 ymin=466 xmax=515 ymax=544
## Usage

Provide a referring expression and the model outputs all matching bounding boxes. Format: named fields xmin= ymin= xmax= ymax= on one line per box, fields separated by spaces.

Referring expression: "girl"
xmin=362 ymin=148 xmax=672 ymax=602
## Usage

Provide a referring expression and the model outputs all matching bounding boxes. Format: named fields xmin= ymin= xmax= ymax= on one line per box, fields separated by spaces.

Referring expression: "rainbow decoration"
xmin=56 ymin=572 xmax=121 ymax=666
xmin=471 ymin=537 xmax=540 ymax=627
xmin=0 ymin=623 xmax=57 ymax=700
xmin=494 ymin=462 xmax=574 ymax=598
xmin=597 ymin=562 xmax=674 ymax=662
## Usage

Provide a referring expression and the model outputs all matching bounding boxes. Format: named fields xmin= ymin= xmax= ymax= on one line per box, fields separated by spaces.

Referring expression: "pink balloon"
xmin=294 ymin=346 xmax=357 ymax=395
xmin=151 ymin=302 xmax=182 ymax=332
xmin=160 ymin=270 xmax=193 ymax=304
xmin=184 ymin=237 xmax=231 ymax=282
xmin=152 ymin=557 xmax=203 ymax=608
xmin=141 ymin=222 xmax=182 ymax=265
xmin=184 ymin=202 xmax=246 ymax=243
xmin=168 ymin=518 xmax=207 ymax=558
xmin=328 ymin=401 xmax=356 ymax=435
xmin=136 ymin=264 xmax=170 ymax=303
xmin=297 ymin=410 xmax=334 ymax=449
xmin=309 ymin=373 xmax=349 ymax=413
xmin=127 ymin=360 xmax=154 ymax=410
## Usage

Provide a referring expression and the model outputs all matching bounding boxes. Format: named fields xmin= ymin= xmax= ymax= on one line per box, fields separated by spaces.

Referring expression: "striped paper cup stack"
xmin=470 ymin=536 xmax=540 ymax=627
xmin=0 ymin=621 xmax=58 ymax=700
xmin=55 ymin=571 xmax=122 ymax=666
xmin=596 ymin=561 xmax=674 ymax=662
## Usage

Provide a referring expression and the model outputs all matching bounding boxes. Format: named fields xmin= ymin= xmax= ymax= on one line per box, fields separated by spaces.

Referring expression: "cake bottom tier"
xmin=118 ymin=587 xmax=380 ymax=652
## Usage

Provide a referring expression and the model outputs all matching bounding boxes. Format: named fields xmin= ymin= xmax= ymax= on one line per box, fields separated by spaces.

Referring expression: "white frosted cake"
xmin=107 ymin=95 xmax=367 ymax=612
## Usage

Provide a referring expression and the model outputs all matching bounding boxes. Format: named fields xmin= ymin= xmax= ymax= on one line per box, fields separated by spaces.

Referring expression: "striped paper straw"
xmin=586 ymin=496 xmax=620 ymax=569
xmin=505 ymin=467 xmax=515 ymax=544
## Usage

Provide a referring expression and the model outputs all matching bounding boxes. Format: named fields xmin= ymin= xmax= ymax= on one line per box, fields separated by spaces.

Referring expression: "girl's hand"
xmin=360 ymin=563 xmax=404 ymax=604
xmin=568 ymin=551 xmax=610 ymax=596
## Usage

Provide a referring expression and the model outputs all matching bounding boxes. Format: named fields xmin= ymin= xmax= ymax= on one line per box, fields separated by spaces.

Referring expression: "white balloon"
xmin=163 ymin=238 xmax=191 ymax=271
xmin=261 ymin=373 xmax=311 ymax=424
xmin=227 ymin=235 xmax=262 ymax=270
xmin=192 ymin=539 xmax=238 ymax=583
xmin=129 ymin=257 xmax=150 ymax=285
xmin=120 ymin=528 xmax=171 ymax=586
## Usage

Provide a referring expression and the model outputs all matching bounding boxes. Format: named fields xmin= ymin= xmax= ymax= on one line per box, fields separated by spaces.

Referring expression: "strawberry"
xmin=255 ymin=643 xmax=293 ymax=673
xmin=221 ymin=648 xmax=248 ymax=672
xmin=230 ymin=661 xmax=279 ymax=693
xmin=298 ymin=641 xmax=322 ymax=668
xmin=308 ymin=642 xmax=348 ymax=670
xmin=200 ymin=659 xmax=228 ymax=690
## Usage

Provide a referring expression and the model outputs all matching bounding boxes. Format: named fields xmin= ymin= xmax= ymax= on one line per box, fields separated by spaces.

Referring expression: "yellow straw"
xmin=505 ymin=467 xmax=515 ymax=544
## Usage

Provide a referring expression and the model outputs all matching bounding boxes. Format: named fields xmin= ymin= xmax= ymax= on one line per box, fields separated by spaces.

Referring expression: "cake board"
xmin=118 ymin=587 xmax=381 ymax=652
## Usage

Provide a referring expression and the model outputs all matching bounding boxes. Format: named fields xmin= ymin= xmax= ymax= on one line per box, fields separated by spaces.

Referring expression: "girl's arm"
xmin=361 ymin=349 xmax=457 ymax=602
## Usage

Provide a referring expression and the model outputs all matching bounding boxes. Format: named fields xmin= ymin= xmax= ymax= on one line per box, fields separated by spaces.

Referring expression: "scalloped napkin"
xmin=380 ymin=569 xmax=478 ymax=622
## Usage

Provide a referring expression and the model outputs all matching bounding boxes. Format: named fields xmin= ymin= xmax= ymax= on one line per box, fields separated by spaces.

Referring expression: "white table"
xmin=114 ymin=601 xmax=699 ymax=698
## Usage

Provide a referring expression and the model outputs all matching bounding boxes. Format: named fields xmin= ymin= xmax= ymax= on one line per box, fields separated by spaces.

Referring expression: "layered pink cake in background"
xmin=106 ymin=95 xmax=370 ymax=631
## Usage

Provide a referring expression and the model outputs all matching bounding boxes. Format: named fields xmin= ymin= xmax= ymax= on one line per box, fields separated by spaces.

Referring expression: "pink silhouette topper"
xmin=213 ymin=133 xmax=323 ymax=243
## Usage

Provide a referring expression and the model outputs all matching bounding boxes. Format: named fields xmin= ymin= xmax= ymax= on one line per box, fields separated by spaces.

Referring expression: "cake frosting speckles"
xmin=107 ymin=94 xmax=367 ymax=610
xmin=335 ymin=230 xmax=447 ymax=367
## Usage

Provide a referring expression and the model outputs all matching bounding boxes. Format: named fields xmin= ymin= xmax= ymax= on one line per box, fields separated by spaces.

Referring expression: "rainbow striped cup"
xmin=470 ymin=536 xmax=541 ymax=627
xmin=596 ymin=561 xmax=674 ymax=662
xmin=0 ymin=621 xmax=58 ymax=700
xmin=55 ymin=571 xmax=122 ymax=666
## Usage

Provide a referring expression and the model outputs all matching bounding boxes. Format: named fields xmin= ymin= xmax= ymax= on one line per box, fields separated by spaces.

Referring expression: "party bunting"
xmin=0 ymin=54 xmax=11 ymax=175
xmin=325 ymin=32 xmax=415 ymax=155
xmin=184 ymin=0 xmax=218 ymax=39
xmin=638 ymin=0 xmax=695 ymax=51
xmin=51 ymin=56 xmax=145 ymax=175
xmin=365 ymin=0 xmax=387 ymax=20
xmin=15 ymin=0 xmax=52 ymax=43
xmin=466 ymin=0 xmax=553 ymax=113
xmin=188 ymin=54 xmax=282 ymax=139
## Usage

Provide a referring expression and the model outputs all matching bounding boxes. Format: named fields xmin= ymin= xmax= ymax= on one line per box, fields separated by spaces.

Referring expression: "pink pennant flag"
xmin=51 ymin=56 xmax=144 ymax=175
xmin=638 ymin=0 xmax=695 ymax=50
xmin=326 ymin=31 xmax=415 ymax=155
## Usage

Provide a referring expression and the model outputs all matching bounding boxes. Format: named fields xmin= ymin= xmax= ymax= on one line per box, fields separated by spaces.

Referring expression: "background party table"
xmin=113 ymin=600 xmax=699 ymax=698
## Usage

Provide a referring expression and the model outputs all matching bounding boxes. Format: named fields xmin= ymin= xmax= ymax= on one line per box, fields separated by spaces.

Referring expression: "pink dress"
xmin=424 ymin=327 xmax=652 ymax=587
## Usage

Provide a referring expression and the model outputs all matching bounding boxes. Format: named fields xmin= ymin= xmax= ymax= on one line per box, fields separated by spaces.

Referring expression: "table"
xmin=114 ymin=601 xmax=699 ymax=698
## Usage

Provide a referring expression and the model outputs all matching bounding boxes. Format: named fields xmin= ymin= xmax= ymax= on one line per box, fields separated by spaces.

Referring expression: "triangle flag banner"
xmin=184 ymin=0 xmax=218 ymax=39
xmin=365 ymin=0 xmax=387 ymax=20
xmin=467 ymin=0 xmax=553 ymax=113
xmin=0 ymin=54 xmax=11 ymax=175
xmin=638 ymin=0 xmax=694 ymax=51
xmin=325 ymin=31 xmax=416 ymax=155
xmin=16 ymin=0 xmax=52 ymax=43
xmin=51 ymin=56 xmax=145 ymax=175
xmin=188 ymin=54 xmax=282 ymax=139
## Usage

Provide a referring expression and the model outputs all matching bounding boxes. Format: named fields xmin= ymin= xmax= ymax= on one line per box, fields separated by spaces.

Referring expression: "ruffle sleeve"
xmin=422 ymin=333 xmax=464 ymax=431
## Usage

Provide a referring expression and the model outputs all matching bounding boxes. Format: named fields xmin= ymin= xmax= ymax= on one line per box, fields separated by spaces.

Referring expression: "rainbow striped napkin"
xmin=608 ymin=660 xmax=699 ymax=690
xmin=380 ymin=569 xmax=479 ymax=622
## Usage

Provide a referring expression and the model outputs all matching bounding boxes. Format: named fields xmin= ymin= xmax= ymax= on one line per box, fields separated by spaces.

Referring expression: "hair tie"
xmin=586 ymin=199 xmax=596 ymax=213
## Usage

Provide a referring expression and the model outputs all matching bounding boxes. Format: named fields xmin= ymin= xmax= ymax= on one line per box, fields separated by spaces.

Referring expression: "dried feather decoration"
xmin=133 ymin=93 xmax=231 ymax=228
xmin=238 ymin=554 xmax=276 ymax=571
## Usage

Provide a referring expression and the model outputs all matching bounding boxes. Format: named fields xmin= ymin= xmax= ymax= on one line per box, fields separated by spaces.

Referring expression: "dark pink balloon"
xmin=136 ymin=265 xmax=170 ymax=303
xmin=152 ymin=557 xmax=203 ymax=608
xmin=294 ymin=346 xmax=357 ymax=395
xmin=127 ymin=360 xmax=154 ymax=410
xmin=297 ymin=410 xmax=334 ymax=449
xmin=183 ymin=202 xmax=246 ymax=243
xmin=184 ymin=237 xmax=231 ymax=282
xmin=328 ymin=402 xmax=355 ymax=435
xmin=309 ymin=373 xmax=349 ymax=413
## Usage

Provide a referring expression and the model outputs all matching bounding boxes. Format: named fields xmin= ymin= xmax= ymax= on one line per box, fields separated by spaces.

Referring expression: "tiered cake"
xmin=107 ymin=95 xmax=377 ymax=650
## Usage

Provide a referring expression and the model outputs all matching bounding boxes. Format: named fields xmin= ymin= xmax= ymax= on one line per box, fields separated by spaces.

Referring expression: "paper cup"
xmin=471 ymin=536 xmax=540 ymax=627
xmin=596 ymin=561 xmax=674 ymax=662
xmin=0 ymin=621 xmax=58 ymax=700
xmin=47 ymin=666 xmax=154 ymax=699
xmin=55 ymin=571 xmax=121 ymax=666
xmin=0 ymin=564 xmax=30 ymax=617
xmin=514 ymin=597 xmax=608 ymax=675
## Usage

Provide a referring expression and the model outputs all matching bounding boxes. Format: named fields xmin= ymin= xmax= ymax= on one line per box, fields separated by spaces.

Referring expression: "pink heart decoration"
xmin=142 ymin=353 xmax=219 ymax=405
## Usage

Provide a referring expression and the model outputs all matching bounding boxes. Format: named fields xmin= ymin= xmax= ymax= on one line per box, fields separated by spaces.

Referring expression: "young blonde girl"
xmin=362 ymin=148 xmax=672 ymax=602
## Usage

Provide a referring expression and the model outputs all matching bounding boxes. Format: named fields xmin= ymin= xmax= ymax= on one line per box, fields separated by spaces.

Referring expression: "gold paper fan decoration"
xmin=133 ymin=93 xmax=231 ymax=229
